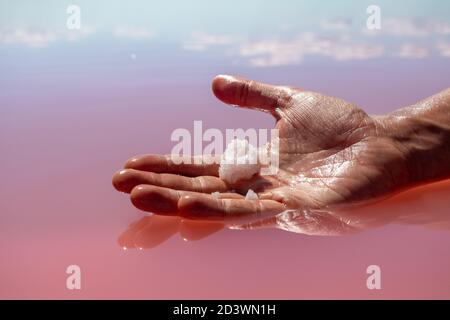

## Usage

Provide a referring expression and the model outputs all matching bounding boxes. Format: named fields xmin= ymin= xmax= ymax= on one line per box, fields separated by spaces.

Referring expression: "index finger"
xmin=125 ymin=154 xmax=220 ymax=177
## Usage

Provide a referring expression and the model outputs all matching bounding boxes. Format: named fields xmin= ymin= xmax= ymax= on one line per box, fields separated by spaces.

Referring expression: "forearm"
xmin=385 ymin=88 xmax=450 ymax=185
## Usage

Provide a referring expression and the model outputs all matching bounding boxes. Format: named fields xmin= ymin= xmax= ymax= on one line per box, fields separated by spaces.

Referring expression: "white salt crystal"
xmin=211 ymin=191 xmax=220 ymax=199
xmin=245 ymin=189 xmax=259 ymax=201
xmin=219 ymin=139 xmax=261 ymax=184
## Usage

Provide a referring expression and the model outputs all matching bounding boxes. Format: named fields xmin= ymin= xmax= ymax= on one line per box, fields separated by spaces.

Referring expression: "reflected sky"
xmin=1 ymin=0 xmax=450 ymax=61
xmin=1 ymin=0 xmax=450 ymax=299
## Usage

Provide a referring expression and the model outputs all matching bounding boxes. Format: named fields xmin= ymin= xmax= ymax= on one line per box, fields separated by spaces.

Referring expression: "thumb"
xmin=212 ymin=75 xmax=293 ymax=118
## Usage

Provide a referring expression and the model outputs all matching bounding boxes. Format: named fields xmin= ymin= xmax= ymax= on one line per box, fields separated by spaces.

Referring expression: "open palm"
xmin=113 ymin=75 xmax=410 ymax=234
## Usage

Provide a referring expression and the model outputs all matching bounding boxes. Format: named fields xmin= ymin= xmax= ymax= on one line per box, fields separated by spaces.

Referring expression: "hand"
xmin=113 ymin=76 xmax=450 ymax=235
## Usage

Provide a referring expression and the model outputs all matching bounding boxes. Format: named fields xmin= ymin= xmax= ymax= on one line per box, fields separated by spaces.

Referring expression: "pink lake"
xmin=1 ymin=0 xmax=450 ymax=299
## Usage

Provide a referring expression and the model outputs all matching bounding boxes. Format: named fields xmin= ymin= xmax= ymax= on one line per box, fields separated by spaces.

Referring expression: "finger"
xmin=130 ymin=185 xmax=285 ymax=220
xmin=179 ymin=196 xmax=285 ymax=220
xmin=112 ymin=169 xmax=228 ymax=194
xmin=214 ymin=192 xmax=245 ymax=199
xmin=125 ymin=154 xmax=219 ymax=177
xmin=212 ymin=75 xmax=295 ymax=117
xmin=229 ymin=217 xmax=278 ymax=230
xmin=130 ymin=185 xmax=245 ymax=216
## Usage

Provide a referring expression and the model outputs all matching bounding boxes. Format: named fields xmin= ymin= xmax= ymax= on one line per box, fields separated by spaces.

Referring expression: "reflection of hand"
xmin=113 ymin=76 xmax=450 ymax=235
xmin=118 ymin=215 xmax=223 ymax=250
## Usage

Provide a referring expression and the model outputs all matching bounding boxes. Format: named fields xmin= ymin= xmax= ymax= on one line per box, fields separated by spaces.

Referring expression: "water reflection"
xmin=233 ymin=179 xmax=450 ymax=235
xmin=119 ymin=179 xmax=450 ymax=248
xmin=118 ymin=215 xmax=224 ymax=250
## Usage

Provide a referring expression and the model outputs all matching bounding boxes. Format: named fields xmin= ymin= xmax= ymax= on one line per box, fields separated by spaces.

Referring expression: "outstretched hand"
xmin=112 ymin=75 xmax=421 ymax=234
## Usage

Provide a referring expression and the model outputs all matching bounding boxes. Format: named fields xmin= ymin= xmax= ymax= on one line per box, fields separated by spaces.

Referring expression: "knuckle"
xmin=238 ymin=80 xmax=252 ymax=104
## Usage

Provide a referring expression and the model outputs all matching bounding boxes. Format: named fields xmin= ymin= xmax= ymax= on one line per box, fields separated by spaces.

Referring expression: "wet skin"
xmin=113 ymin=75 xmax=450 ymax=235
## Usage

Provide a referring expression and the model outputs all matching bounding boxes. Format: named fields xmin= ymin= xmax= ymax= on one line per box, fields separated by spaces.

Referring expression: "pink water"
xmin=1 ymin=44 xmax=450 ymax=299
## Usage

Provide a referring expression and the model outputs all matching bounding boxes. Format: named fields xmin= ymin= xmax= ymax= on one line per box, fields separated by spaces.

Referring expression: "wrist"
xmin=382 ymin=112 xmax=450 ymax=185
